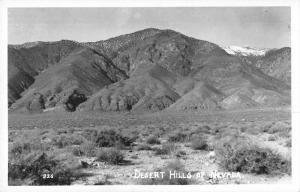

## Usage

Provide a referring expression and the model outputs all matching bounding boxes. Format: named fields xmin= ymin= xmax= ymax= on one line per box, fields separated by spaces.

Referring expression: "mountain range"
xmin=8 ymin=28 xmax=291 ymax=113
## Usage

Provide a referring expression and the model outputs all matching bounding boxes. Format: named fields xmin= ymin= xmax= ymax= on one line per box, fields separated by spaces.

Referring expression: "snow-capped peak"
xmin=221 ymin=45 xmax=270 ymax=56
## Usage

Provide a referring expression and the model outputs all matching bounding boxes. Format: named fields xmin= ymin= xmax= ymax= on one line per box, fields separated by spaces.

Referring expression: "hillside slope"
xmin=169 ymin=55 xmax=290 ymax=111
xmin=8 ymin=40 xmax=82 ymax=106
xmin=254 ymin=47 xmax=291 ymax=85
xmin=9 ymin=46 xmax=128 ymax=112
xmin=78 ymin=29 xmax=230 ymax=112
xmin=78 ymin=64 xmax=180 ymax=112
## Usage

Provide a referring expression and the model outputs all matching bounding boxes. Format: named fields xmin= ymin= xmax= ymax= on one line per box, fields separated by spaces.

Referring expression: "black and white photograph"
xmin=1 ymin=0 xmax=300 ymax=191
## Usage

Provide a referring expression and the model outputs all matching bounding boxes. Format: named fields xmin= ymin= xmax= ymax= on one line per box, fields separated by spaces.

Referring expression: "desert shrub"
xmin=83 ymin=129 xmax=136 ymax=148
xmin=79 ymin=141 xmax=97 ymax=156
xmin=245 ymin=127 xmax=260 ymax=135
xmin=267 ymin=122 xmax=291 ymax=134
xmin=72 ymin=147 xmax=84 ymax=157
xmin=152 ymin=126 xmax=166 ymax=136
xmin=10 ymin=142 xmax=32 ymax=156
xmin=285 ymin=140 xmax=292 ymax=147
xmin=40 ymin=130 xmax=49 ymax=135
xmin=72 ymin=141 xmax=97 ymax=157
xmin=140 ymin=159 xmax=190 ymax=185
xmin=9 ymin=140 xmax=50 ymax=159
xmin=214 ymin=128 xmax=240 ymax=140
xmin=240 ymin=126 xmax=248 ymax=133
xmin=212 ymin=127 xmax=221 ymax=134
xmin=277 ymin=130 xmax=291 ymax=138
xmin=268 ymin=127 xmax=280 ymax=134
xmin=215 ymin=136 xmax=291 ymax=175
xmin=154 ymin=143 xmax=177 ymax=155
xmin=176 ymin=150 xmax=187 ymax=158
xmin=190 ymin=136 xmax=210 ymax=151
xmin=168 ymin=131 xmax=189 ymax=143
xmin=227 ymin=147 xmax=290 ymax=175
xmin=54 ymin=85 xmax=63 ymax=94
xmin=141 ymin=132 xmax=150 ymax=137
xmin=136 ymin=144 xmax=152 ymax=151
xmin=52 ymin=134 xmax=86 ymax=148
xmin=120 ymin=131 xmax=139 ymax=144
xmin=268 ymin=135 xmax=277 ymax=141
xmin=146 ymin=135 xmax=161 ymax=145
xmin=57 ymin=129 xmax=68 ymax=135
xmin=8 ymin=152 xmax=75 ymax=185
xmin=261 ymin=123 xmax=273 ymax=132
xmin=96 ymin=148 xmax=124 ymax=165
xmin=192 ymin=125 xmax=212 ymax=135
xmin=130 ymin=154 xmax=139 ymax=159
xmin=94 ymin=174 xmax=112 ymax=185
xmin=52 ymin=135 xmax=71 ymax=148
xmin=71 ymin=134 xmax=87 ymax=145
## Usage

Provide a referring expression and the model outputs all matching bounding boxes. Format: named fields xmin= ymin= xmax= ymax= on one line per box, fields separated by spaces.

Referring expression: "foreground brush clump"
xmin=9 ymin=152 xmax=75 ymax=185
xmin=214 ymin=135 xmax=291 ymax=175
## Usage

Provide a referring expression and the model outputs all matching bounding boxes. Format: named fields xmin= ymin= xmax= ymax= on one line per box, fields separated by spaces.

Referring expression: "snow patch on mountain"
xmin=221 ymin=45 xmax=271 ymax=56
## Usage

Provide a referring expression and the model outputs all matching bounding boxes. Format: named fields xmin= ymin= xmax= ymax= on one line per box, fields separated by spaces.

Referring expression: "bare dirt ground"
xmin=8 ymin=107 xmax=291 ymax=185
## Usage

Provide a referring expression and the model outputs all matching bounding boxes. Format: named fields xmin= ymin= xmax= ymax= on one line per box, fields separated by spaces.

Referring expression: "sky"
xmin=8 ymin=7 xmax=290 ymax=48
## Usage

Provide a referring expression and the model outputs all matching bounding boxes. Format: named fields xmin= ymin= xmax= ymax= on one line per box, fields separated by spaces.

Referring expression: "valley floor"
xmin=8 ymin=107 xmax=291 ymax=185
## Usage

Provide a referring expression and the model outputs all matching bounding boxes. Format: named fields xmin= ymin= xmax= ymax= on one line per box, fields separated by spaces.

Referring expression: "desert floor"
xmin=8 ymin=107 xmax=291 ymax=185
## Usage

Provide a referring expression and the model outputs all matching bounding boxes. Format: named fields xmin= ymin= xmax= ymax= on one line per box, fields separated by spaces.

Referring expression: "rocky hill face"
xmin=225 ymin=47 xmax=291 ymax=85
xmin=9 ymin=46 xmax=128 ymax=112
xmin=253 ymin=47 xmax=291 ymax=85
xmin=8 ymin=28 xmax=291 ymax=113
xmin=8 ymin=40 xmax=82 ymax=106
xmin=168 ymin=55 xmax=290 ymax=111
